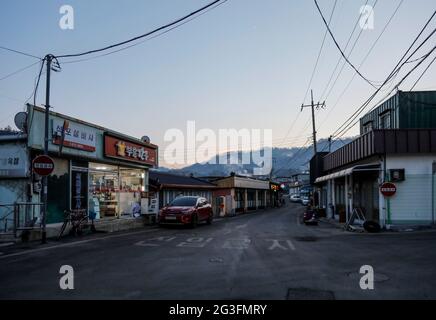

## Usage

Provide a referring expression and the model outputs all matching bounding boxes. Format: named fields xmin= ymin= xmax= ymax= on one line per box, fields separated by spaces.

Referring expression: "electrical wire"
xmin=0 ymin=60 xmax=41 ymax=82
xmin=330 ymin=13 xmax=436 ymax=138
xmin=61 ymin=0 xmax=228 ymax=65
xmin=27 ymin=58 xmax=46 ymax=132
xmin=313 ymin=0 xmax=378 ymax=89
xmin=409 ymin=53 xmax=436 ymax=91
xmin=319 ymin=0 xmax=374 ymax=101
xmin=335 ymin=44 xmax=436 ymax=138
xmin=57 ymin=0 xmax=227 ymax=59
xmin=278 ymin=1 xmax=338 ymax=151
xmin=317 ymin=0 xmax=404 ymax=132
xmin=0 ymin=45 xmax=41 ymax=60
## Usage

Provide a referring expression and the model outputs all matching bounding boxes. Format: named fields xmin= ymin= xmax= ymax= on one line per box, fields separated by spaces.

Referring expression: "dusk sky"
xmin=1 ymin=0 xmax=435 ymax=167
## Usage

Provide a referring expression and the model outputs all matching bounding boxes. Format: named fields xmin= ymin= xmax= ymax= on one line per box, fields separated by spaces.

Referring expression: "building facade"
xmin=311 ymin=91 xmax=436 ymax=227
xmin=208 ymin=175 xmax=271 ymax=216
xmin=148 ymin=171 xmax=216 ymax=216
xmin=0 ymin=105 xmax=158 ymax=231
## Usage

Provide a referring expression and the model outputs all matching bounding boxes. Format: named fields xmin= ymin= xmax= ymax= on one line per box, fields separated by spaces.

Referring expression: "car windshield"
xmin=169 ymin=197 xmax=198 ymax=207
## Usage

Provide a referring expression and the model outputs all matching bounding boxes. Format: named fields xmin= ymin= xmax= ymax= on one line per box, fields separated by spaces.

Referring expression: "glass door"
xmin=89 ymin=163 xmax=119 ymax=219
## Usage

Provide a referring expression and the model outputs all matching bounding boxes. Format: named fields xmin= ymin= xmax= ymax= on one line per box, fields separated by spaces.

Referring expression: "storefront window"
xmin=89 ymin=164 xmax=119 ymax=219
xmin=119 ymin=168 xmax=144 ymax=217
xmin=87 ymin=163 xmax=146 ymax=219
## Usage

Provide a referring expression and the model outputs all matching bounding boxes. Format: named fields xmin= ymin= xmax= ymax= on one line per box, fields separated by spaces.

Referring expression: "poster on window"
xmin=71 ymin=170 xmax=88 ymax=211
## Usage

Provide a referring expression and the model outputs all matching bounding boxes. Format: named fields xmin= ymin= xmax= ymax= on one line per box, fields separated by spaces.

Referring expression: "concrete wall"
xmin=385 ymin=154 xmax=436 ymax=225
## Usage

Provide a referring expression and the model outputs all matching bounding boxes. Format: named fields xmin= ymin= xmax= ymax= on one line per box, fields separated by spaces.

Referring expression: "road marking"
xmin=177 ymin=237 xmax=213 ymax=248
xmin=0 ymin=228 xmax=160 ymax=260
xmin=235 ymin=224 xmax=247 ymax=229
xmin=135 ymin=236 xmax=177 ymax=247
xmin=267 ymin=239 xmax=296 ymax=251
xmin=222 ymin=238 xmax=251 ymax=250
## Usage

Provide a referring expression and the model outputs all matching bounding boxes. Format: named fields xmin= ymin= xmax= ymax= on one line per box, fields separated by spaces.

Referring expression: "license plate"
xmin=166 ymin=216 xmax=177 ymax=220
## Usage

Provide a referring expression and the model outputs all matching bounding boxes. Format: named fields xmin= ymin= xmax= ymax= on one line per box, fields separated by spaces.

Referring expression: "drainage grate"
xmin=294 ymin=236 xmax=318 ymax=242
xmin=286 ymin=288 xmax=335 ymax=300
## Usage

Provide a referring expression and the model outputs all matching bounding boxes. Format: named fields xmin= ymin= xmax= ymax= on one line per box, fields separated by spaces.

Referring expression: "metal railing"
xmin=0 ymin=202 xmax=44 ymax=238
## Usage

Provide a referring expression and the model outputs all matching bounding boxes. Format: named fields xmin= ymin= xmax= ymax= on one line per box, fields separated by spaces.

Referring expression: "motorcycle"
xmin=303 ymin=208 xmax=318 ymax=226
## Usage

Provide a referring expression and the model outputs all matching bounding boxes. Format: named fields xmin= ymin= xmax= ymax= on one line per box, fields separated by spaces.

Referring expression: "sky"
xmin=1 ymin=0 xmax=435 ymax=167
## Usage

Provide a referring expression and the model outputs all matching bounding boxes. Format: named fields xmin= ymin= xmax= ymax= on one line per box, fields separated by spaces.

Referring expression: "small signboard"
xmin=52 ymin=119 xmax=96 ymax=152
xmin=104 ymin=133 xmax=158 ymax=167
xmin=33 ymin=155 xmax=55 ymax=176
xmin=380 ymin=182 xmax=396 ymax=197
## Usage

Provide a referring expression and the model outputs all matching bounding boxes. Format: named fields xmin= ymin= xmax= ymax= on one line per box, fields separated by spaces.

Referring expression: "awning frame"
xmin=314 ymin=164 xmax=380 ymax=184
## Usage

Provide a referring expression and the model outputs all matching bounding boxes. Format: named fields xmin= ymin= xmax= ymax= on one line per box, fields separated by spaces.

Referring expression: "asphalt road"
xmin=1 ymin=201 xmax=436 ymax=299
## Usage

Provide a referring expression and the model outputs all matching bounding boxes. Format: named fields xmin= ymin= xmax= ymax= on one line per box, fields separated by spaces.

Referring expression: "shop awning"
xmin=314 ymin=164 xmax=380 ymax=184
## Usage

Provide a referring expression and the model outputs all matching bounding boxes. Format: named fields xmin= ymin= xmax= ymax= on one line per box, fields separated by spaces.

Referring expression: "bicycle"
xmin=58 ymin=209 xmax=96 ymax=240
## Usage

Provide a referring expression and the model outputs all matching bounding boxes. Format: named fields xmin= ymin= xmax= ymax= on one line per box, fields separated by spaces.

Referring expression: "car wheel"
xmin=191 ymin=214 xmax=198 ymax=228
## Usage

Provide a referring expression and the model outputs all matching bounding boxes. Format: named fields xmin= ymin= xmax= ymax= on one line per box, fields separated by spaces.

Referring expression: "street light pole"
xmin=41 ymin=54 xmax=52 ymax=244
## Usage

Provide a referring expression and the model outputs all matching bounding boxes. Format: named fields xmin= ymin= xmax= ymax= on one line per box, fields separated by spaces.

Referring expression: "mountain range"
xmin=159 ymin=137 xmax=354 ymax=178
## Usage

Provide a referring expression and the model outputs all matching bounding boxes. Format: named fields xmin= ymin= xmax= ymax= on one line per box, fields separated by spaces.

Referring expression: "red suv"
xmin=158 ymin=196 xmax=213 ymax=227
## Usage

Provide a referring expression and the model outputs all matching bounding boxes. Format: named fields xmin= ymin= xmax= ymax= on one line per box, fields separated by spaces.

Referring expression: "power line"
xmin=317 ymin=0 xmax=404 ymax=131
xmin=322 ymin=0 xmax=388 ymax=103
xmin=0 ymin=60 xmax=41 ymax=82
xmin=330 ymin=12 xmax=436 ymax=138
xmin=302 ymin=0 xmax=338 ymax=105
xmin=335 ymin=44 xmax=436 ymax=138
xmin=61 ymin=0 xmax=228 ymax=65
xmin=57 ymin=0 xmax=227 ymax=59
xmin=27 ymin=58 xmax=46 ymax=132
xmin=409 ymin=53 xmax=436 ymax=91
xmin=279 ymin=0 xmax=337 ymax=150
xmin=313 ymin=0 xmax=378 ymax=89
xmin=319 ymin=0 xmax=373 ymax=101
xmin=0 ymin=45 xmax=41 ymax=60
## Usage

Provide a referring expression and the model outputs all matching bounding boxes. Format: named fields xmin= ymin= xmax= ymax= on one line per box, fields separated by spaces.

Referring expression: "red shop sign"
xmin=104 ymin=133 xmax=158 ymax=167
xmin=380 ymin=182 xmax=397 ymax=197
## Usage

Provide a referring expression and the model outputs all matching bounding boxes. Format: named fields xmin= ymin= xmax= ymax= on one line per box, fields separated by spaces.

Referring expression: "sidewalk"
xmin=319 ymin=216 xmax=436 ymax=234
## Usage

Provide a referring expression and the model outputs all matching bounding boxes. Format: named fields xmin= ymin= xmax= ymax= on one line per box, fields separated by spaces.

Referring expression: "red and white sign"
xmin=33 ymin=155 xmax=55 ymax=176
xmin=104 ymin=133 xmax=158 ymax=167
xmin=380 ymin=182 xmax=397 ymax=197
xmin=52 ymin=119 xmax=96 ymax=152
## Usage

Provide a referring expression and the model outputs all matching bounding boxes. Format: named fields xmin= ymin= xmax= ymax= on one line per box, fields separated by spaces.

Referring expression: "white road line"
xmin=0 ymin=228 xmax=160 ymax=260
xmin=287 ymin=240 xmax=296 ymax=251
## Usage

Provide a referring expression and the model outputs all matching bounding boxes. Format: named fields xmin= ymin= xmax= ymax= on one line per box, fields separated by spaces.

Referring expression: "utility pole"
xmin=41 ymin=54 xmax=53 ymax=244
xmin=301 ymin=90 xmax=325 ymax=156
xmin=328 ymin=135 xmax=332 ymax=153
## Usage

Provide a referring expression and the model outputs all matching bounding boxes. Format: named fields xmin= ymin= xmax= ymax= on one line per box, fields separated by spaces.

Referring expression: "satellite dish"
xmin=141 ymin=136 xmax=151 ymax=144
xmin=14 ymin=112 xmax=27 ymax=132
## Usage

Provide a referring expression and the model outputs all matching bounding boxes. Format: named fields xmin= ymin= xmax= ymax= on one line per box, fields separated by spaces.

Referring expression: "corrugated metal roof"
xmin=149 ymin=171 xmax=216 ymax=187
